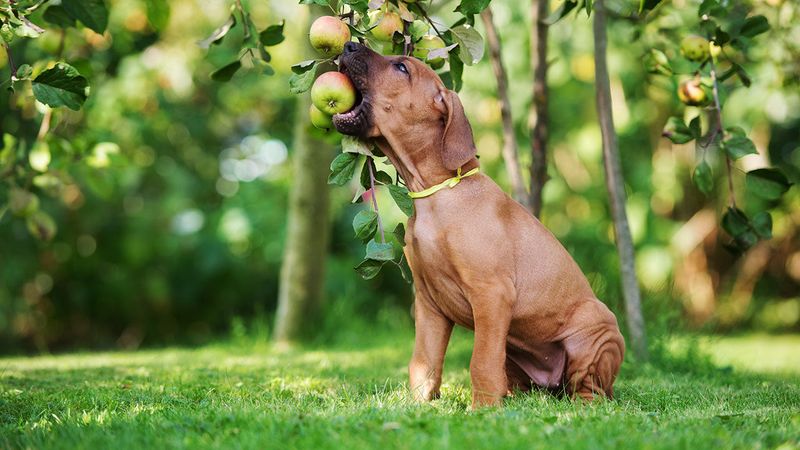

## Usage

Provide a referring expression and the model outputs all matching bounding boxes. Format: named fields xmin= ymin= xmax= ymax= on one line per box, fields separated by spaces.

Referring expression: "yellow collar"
xmin=407 ymin=166 xmax=480 ymax=199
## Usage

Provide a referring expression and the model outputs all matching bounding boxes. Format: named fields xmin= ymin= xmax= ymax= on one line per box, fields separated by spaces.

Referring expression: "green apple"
xmin=368 ymin=10 xmax=403 ymax=42
xmin=311 ymin=71 xmax=357 ymax=115
xmin=680 ymin=35 xmax=710 ymax=62
xmin=309 ymin=16 xmax=351 ymax=57
xmin=413 ymin=35 xmax=447 ymax=68
xmin=9 ymin=188 xmax=39 ymax=217
xmin=309 ymin=104 xmax=333 ymax=131
xmin=26 ymin=210 xmax=56 ymax=241
xmin=408 ymin=19 xmax=429 ymax=42
xmin=677 ymin=79 xmax=708 ymax=106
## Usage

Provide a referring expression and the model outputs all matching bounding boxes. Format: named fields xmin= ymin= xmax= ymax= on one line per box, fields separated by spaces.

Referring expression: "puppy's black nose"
xmin=343 ymin=41 xmax=360 ymax=55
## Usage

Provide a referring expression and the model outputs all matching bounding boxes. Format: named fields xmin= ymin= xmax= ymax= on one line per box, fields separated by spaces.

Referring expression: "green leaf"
xmin=342 ymin=136 xmax=376 ymax=156
xmin=354 ymin=258 xmax=384 ymax=280
xmin=328 ymin=152 xmax=360 ymax=186
xmin=751 ymin=211 xmax=772 ymax=239
xmin=746 ymin=168 xmax=792 ymax=200
xmin=32 ymin=63 xmax=89 ymax=111
xmin=454 ymin=0 xmax=491 ymax=15
xmin=15 ymin=64 xmax=32 ymax=80
xmin=713 ymin=27 xmax=731 ymax=45
xmin=26 ymin=210 xmax=57 ymax=241
xmin=387 ymin=184 xmax=414 ymax=217
xmin=260 ymin=21 xmax=285 ymax=46
xmin=639 ymin=0 xmax=662 ymax=13
xmin=43 ymin=6 xmax=76 ymax=28
xmin=734 ymin=230 xmax=758 ymax=251
xmin=291 ymin=60 xmax=318 ymax=75
xmin=289 ymin=66 xmax=318 ymax=94
xmin=375 ymin=171 xmax=393 ymax=185
xmin=15 ymin=23 xmax=42 ymax=39
xmin=544 ymin=0 xmax=579 ymax=25
xmin=342 ymin=0 xmax=369 ymax=14
xmin=740 ymin=15 xmax=769 ymax=38
xmin=689 ymin=116 xmax=701 ymax=138
xmin=353 ymin=210 xmax=378 ymax=242
xmin=392 ymin=222 xmax=406 ymax=246
xmin=396 ymin=261 xmax=411 ymax=281
xmin=346 ymin=23 xmax=367 ymax=38
xmin=427 ymin=44 xmax=459 ymax=62
xmin=144 ymin=0 xmax=171 ymax=30
xmin=450 ymin=25 xmax=484 ymax=66
xmin=62 ymin=0 xmax=109 ymax=34
xmin=211 ymin=61 xmax=241 ymax=82
xmin=698 ymin=0 xmax=722 ymax=17
xmin=692 ymin=160 xmax=713 ymax=195
xmin=366 ymin=239 xmax=395 ymax=261
xmin=0 ymin=23 xmax=14 ymax=43
xmin=449 ymin=51 xmax=464 ymax=92
xmin=360 ymin=157 xmax=377 ymax=190
xmin=259 ymin=46 xmax=272 ymax=63
xmin=198 ymin=15 xmax=236 ymax=49
xmin=726 ymin=126 xmax=746 ymax=137
xmin=408 ymin=20 xmax=428 ymax=42
xmin=722 ymin=135 xmax=757 ymax=159
xmin=721 ymin=207 xmax=749 ymax=238
xmin=735 ymin=64 xmax=751 ymax=87
xmin=662 ymin=117 xmax=694 ymax=144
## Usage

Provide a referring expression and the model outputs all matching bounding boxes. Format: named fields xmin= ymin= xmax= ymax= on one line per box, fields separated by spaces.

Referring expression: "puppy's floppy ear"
xmin=439 ymin=89 xmax=476 ymax=171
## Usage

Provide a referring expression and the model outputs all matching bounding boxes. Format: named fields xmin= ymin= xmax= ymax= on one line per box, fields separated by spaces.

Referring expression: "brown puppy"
xmin=334 ymin=42 xmax=625 ymax=408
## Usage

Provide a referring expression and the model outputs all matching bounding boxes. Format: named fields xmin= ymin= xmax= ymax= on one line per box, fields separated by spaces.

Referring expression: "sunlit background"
xmin=1 ymin=0 xmax=798 ymax=355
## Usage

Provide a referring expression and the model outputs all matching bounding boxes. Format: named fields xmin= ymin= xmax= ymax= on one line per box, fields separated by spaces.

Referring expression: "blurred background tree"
xmin=0 ymin=0 xmax=798 ymax=354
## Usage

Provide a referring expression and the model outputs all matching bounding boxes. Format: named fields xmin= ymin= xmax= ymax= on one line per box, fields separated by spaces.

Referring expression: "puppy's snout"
xmin=343 ymin=41 xmax=360 ymax=55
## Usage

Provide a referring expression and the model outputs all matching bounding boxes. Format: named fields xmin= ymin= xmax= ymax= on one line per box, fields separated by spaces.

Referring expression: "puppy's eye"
xmin=394 ymin=62 xmax=409 ymax=75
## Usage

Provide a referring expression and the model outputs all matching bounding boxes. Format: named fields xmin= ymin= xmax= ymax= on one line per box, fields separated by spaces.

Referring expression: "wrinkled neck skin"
xmin=373 ymin=132 xmax=478 ymax=195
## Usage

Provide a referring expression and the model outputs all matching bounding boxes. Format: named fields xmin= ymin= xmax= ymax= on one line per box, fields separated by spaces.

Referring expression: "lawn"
xmin=1 ymin=329 xmax=798 ymax=449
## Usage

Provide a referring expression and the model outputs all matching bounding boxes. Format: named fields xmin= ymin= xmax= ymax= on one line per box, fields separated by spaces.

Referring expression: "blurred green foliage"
xmin=0 ymin=0 xmax=798 ymax=353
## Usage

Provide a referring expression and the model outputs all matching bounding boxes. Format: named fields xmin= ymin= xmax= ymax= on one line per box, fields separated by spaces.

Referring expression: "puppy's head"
xmin=334 ymin=42 xmax=475 ymax=170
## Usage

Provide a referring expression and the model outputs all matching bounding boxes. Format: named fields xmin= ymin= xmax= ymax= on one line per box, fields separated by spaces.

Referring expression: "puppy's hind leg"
xmin=562 ymin=300 xmax=625 ymax=401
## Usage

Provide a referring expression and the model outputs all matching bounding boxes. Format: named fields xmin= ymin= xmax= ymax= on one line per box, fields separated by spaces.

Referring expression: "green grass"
xmin=1 ymin=329 xmax=799 ymax=450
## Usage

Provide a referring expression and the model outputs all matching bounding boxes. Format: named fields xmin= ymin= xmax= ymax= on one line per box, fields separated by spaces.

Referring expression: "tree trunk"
xmin=480 ymin=7 xmax=529 ymax=206
xmin=592 ymin=0 xmax=648 ymax=361
xmin=273 ymin=10 xmax=332 ymax=345
xmin=528 ymin=0 xmax=550 ymax=218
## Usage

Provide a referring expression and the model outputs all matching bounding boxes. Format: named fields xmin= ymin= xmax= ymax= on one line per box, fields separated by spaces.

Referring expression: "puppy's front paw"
xmin=471 ymin=390 xmax=504 ymax=409
xmin=410 ymin=380 xmax=440 ymax=402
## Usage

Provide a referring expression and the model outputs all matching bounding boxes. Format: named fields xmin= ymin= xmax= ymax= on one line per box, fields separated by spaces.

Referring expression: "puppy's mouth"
xmin=333 ymin=59 xmax=371 ymax=136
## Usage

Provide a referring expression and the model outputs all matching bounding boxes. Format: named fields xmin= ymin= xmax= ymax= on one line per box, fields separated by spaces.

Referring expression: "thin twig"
xmin=403 ymin=20 xmax=411 ymax=56
xmin=37 ymin=109 xmax=52 ymax=140
xmin=367 ymin=158 xmax=386 ymax=243
xmin=411 ymin=4 xmax=444 ymax=40
xmin=2 ymin=42 xmax=17 ymax=78
xmin=709 ymin=58 xmax=736 ymax=208
xmin=35 ymin=29 xmax=68 ymax=142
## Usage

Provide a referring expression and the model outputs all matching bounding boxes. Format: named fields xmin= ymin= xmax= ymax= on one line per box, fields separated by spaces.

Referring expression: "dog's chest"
xmin=405 ymin=220 xmax=476 ymax=328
